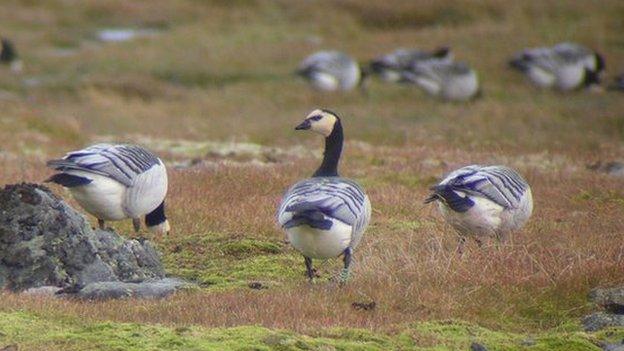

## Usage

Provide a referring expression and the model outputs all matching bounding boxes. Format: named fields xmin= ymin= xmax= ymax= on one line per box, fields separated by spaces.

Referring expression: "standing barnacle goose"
xmin=401 ymin=61 xmax=480 ymax=101
xmin=425 ymin=165 xmax=533 ymax=253
xmin=370 ymin=47 xmax=452 ymax=82
xmin=46 ymin=143 xmax=170 ymax=235
xmin=1 ymin=38 xmax=23 ymax=73
xmin=296 ymin=51 xmax=366 ymax=92
xmin=508 ymin=42 xmax=605 ymax=91
xmin=277 ymin=109 xmax=371 ymax=283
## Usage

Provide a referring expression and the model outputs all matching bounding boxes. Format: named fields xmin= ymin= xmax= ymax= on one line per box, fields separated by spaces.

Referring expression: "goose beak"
xmin=295 ymin=120 xmax=311 ymax=130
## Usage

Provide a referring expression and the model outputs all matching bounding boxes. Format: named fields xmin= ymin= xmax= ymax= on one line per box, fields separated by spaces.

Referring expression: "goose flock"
xmin=41 ymin=109 xmax=533 ymax=283
xmin=296 ymin=41 xmax=623 ymax=98
xmin=0 ymin=36 xmax=618 ymax=283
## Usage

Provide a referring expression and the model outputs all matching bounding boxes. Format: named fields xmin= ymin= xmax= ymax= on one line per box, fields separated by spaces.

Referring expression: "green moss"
xmin=0 ymin=312 xmax=609 ymax=351
xmin=159 ymin=232 xmax=299 ymax=289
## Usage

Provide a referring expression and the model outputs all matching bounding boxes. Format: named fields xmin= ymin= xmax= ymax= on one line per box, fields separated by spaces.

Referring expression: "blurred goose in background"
xmin=277 ymin=109 xmax=371 ymax=283
xmin=296 ymin=51 xmax=366 ymax=92
xmin=425 ymin=165 xmax=533 ymax=253
xmin=401 ymin=61 xmax=480 ymax=101
xmin=509 ymin=42 xmax=605 ymax=91
xmin=46 ymin=144 xmax=170 ymax=235
xmin=1 ymin=38 xmax=23 ymax=73
xmin=370 ymin=46 xmax=452 ymax=82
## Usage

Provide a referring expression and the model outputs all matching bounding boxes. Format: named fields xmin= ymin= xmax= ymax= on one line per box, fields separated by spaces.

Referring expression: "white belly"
xmin=286 ymin=220 xmax=352 ymax=259
xmin=310 ymin=72 xmax=339 ymax=91
xmin=438 ymin=196 xmax=503 ymax=238
xmin=528 ymin=67 xmax=556 ymax=88
xmin=68 ymin=172 xmax=127 ymax=221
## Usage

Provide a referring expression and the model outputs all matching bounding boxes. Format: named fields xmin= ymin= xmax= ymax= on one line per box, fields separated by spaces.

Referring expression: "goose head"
xmin=145 ymin=201 xmax=170 ymax=235
xmin=295 ymin=109 xmax=340 ymax=137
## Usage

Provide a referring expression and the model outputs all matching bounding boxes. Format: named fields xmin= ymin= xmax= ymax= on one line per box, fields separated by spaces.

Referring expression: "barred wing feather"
xmin=47 ymin=143 xmax=161 ymax=187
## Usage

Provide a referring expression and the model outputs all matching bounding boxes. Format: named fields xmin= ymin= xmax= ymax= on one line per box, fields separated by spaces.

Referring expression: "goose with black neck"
xmin=278 ymin=109 xmax=371 ymax=283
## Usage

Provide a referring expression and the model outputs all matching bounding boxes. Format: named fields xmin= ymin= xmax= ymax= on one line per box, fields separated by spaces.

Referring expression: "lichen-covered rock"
xmin=582 ymin=312 xmax=624 ymax=332
xmin=590 ymin=287 xmax=624 ymax=314
xmin=73 ymin=278 xmax=189 ymax=300
xmin=0 ymin=183 xmax=165 ymax=292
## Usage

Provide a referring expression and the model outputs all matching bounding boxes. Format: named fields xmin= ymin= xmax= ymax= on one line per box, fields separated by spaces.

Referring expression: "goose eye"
xmin=310 ymin=115 xmax=323 ymax=121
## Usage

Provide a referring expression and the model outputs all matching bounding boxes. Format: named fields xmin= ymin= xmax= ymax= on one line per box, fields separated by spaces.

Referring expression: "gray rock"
xmin=587 ymin=161 xmax=624 ymax=177
xmin=22 ymin=286 xmax=62 ymax=297
xmin=0 ymin=183 xmax=169 ymax=295
xmin=590 ymin=287 xmax=624 ymax=314
xmin=470 ymin=342 xmax=488 ymax=351
xmin=74 ymin=278 xmax=189 ymax=300
xmin=603 ymin=342 xmax=624 ymax=351
xmin=582 ymin=312 xmax=624 ymax=332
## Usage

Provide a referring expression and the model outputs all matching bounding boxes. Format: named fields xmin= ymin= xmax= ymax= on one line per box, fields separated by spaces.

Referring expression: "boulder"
xmin=590 ymin=287 xmax=624 ymax=314
xmin=0 ymin=183 xmax=184 ymax=299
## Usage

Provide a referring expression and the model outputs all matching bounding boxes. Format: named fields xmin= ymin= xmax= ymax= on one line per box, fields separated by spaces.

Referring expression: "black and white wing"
xmin=47 ymin=143 xmax=161 ymax=187
xmin=278 ymin=177 xmax=371 ymax=248
xmin=427 ymin=165 xmax=529 ymax=212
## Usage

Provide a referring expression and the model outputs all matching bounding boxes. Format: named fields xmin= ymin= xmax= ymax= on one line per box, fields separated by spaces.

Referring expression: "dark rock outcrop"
xmin=0 ymin=183 xmax=186 ymax=299
xmin=583 ymin=286 xmax=624 ymax=331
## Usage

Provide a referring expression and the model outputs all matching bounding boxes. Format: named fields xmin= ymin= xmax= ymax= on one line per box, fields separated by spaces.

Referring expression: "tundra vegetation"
xmin=0 ymin=0 xmax=623 ymax=350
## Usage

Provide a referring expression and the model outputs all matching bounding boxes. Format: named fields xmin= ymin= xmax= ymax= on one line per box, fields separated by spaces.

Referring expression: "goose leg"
xmin=132 ymin=218 xmax=141 ymax=233
xmin=304 ymin=256 xmax=314 ymax=282
xmin=97 ymin=219 xmax=105 ymax=230
xmin=340 ymin=248 xmax=352 ymax=284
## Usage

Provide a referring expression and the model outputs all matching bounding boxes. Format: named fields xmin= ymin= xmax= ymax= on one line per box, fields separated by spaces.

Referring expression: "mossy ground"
xmin=0 ymin=311 xmax=614 ymax=351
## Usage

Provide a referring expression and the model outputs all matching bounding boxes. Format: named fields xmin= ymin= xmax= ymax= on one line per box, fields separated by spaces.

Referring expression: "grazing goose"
xmin=370 ymin=47 xmax=452 ymax=82
xmin=425 ymin=165 xmax=533 ymax=252
xmin=46 ymin=143 xmax=170 ymax=235
xmin=509 ymin=43 xmax=604 ymax=91
xmin=277 ymin=109 xmax=371 ymax=283
xmin=401 ymin=61 xmax=480 ymax=101
xmin=0 ymin=38 xmax=22 ymax=73
xmin=296 ymin=51 xmax=365 ymax=92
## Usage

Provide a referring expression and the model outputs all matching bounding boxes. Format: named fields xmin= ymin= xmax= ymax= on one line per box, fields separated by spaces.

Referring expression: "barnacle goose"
xmin=401 ymin=61 xmax=480 ymax=101
xmin=370 ymin=47 xmax=452 ymax=82
xmin=46 ymin=143 xmax=170 ymax=235
xmin=425 ymin=165 xmax=533 ymax=252
xmin=508 ymin=42 xmax=605 ymax=91
xmin=277 ymin=109 xmax=371 ymax=283
xmin=1 ymin=38 xmax=23 ymax=73
xmin=296 ymin=51 xmax=366 ymax=92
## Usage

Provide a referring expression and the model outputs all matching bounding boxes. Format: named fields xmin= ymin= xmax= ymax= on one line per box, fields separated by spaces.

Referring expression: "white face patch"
xmin=305 ymin=109 xmax=337 ymax=137
xmin=148 ymin=219 xmax=170 ymax=235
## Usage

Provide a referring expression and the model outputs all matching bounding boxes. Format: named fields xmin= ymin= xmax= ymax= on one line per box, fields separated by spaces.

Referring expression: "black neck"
xmin=145 ymin=201 xmax=167 ymax=227
xmin=313 ymin=120 xmax=343 ymax=177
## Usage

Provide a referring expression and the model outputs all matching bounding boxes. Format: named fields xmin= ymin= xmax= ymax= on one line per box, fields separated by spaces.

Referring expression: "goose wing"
xmin=278 ymin=177 xmax=370 ymax=247
xmin=47 ymin=143 xmax=161 ymax=187
xmin=429 ymin=165 xmax=529 ymax=210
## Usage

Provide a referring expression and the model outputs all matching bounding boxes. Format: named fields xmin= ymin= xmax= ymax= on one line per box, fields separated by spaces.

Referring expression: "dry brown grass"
xmin=0 ymin=0 xmax=623 ymax=340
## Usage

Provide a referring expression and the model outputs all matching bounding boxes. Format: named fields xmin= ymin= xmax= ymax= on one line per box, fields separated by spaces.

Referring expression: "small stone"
xmin=351 ymin=301 xmax=376 ymax=311
xmin=470 ymin=342 xmax=488 ymax=351
xmin=248 ymin=282 xmax=267 ymax=290
xmin=521 ymin=338 xmax=536 ymax=346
